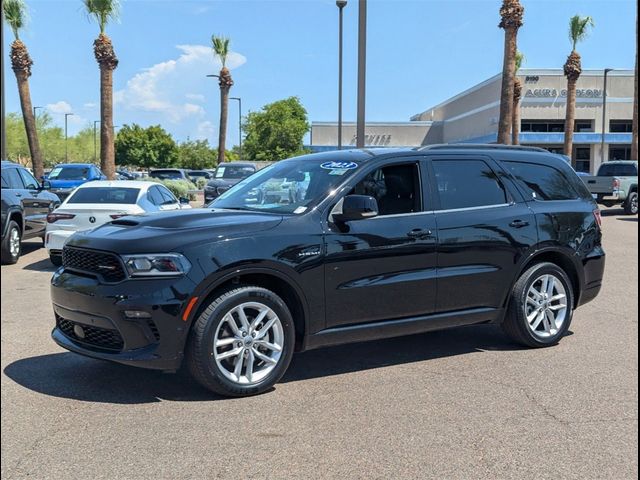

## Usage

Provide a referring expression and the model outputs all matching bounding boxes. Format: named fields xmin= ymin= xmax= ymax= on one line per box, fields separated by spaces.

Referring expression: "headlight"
xmin=122 ymin=253 xmax=191 ymax=277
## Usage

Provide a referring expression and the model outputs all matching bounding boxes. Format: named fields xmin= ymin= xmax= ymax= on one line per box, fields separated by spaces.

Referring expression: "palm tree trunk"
xmin=497 ymin=28 xmax=517 ymax=144
xmin=15 ymin=72 xmax=43 ymax=179
xmin=218 ymin=85 xmax=229 ymax=163
xmin=511 ymin=78 xmax=522 ymax=145
xmin=100 ymin=65 xmax=115 ymax=179
xmin=632 ymin=16 xmax=638 ymax=160
xmin=564 ymin=78 xmax=577 ymax=163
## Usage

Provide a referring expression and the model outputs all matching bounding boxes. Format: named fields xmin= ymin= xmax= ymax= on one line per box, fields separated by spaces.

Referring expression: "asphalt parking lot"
xmin=1 ymin=208 xmax=637 ymax=480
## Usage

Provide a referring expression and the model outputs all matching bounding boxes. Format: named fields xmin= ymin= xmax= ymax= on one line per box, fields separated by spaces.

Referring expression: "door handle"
xmin=15 ymin=193 xmax=22 ymax=197
xmin=509 ymin=220 xmax=530 ymax=228
xmin=407 ymin=228 xmax=433 ymax=239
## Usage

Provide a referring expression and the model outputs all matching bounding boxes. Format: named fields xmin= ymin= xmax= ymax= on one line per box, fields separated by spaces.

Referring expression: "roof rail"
xmin=417 ymin=144 xmax=548 ymax=153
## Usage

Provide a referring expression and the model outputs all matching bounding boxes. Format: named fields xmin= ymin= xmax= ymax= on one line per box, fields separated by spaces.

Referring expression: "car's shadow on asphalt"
xmin=4 ymin=325 xmax=533 ymax=404
xmin=617 ymin=217 xmax=638 ymax=222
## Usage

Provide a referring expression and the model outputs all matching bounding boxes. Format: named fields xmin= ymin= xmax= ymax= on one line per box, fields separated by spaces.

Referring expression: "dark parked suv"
xmin=2 ymin=161 xmax=60 ymax=264
xmin=50 ymin=146 xmax=605 ymax=397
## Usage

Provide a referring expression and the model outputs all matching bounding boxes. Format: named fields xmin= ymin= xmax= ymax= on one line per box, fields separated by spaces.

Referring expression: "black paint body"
xmin=50 ymin=148 xmax=605 ymax=371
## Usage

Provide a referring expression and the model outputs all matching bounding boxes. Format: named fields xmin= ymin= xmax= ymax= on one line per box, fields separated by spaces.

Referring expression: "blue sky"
xmin=3 ymin=0 xmax=637 ymax=146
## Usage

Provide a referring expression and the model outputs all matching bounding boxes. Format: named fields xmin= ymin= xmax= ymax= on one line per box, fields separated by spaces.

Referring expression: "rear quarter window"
xmin=504 ymin=161 xmax=579 ymax=201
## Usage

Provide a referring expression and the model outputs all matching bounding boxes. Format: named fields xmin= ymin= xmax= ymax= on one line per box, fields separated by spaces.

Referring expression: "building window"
xmin=575 ymin=147 xmax=591 ymax=173
xmin=520 ymin=120 xmax=592 ymax=133
xmin=609 ymin=145 xmax=632 ymax=160
xmin=609 ymin=120 xmax=632 ymax=133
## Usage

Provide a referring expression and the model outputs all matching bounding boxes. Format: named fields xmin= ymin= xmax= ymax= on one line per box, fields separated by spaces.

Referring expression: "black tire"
xmin=502 ymin=262 xmax=574 ymax=348
xmin=49 ymin=253 xmax=62 ymax=267
xmin=1 ymin=220 xmax=22 ymax=265
xmin=186 ymin=285 xmax=295 ymax=397
xmin=623 ymin=191 xmax=638 ymax=215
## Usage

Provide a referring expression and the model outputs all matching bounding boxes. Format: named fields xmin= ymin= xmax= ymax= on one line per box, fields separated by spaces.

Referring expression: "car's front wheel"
xmin=1 ymin=221 xmax=22 ymax=265
xmin=502 ymin=262 xmax=574 ymax=348
xmin=187 ymin=286 xmax=295 ymax=397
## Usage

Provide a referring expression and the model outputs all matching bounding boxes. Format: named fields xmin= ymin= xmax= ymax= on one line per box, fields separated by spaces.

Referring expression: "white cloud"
xmin=46 ymin=101 xmax=73 ymax=114
xmin=115 ymin=44 xmax=246 ymax=124
xmin=83 ymin=102 xmax=97 ymax=109
xmin=195 ymin=121 xmax=216 ymax=141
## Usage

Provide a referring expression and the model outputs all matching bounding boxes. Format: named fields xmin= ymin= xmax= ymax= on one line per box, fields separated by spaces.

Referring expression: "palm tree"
xmin=631 ymin=13 xmax=638 ymax=160
xmin=511 ymin=51 xmax=525 ymax=145
xmin=563 ymin=15 xmax=594 ymax=163
xmin=3 ymin=0 xmax=43 ymax=179
xmin=497 ymin=0 xmax=524 ymax=145
xmin=83 ymin=0 xmax=119 ymax=180
xmin=212 ymin=35 xmax=233 ymax=163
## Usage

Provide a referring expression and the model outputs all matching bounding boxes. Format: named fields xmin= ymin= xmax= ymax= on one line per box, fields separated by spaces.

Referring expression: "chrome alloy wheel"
xmin=9 ymin=228 xmax=20 ymax=257
xmin=213 ymin=302 xmax=284 ymax=385
xmin=525 ymin=274 xmax=568 ymax=338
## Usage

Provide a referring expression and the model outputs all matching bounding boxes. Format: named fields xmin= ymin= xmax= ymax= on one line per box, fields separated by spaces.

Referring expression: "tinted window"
xmin=17 ymin=168 xmax=40 ymax=189
xmin=157 ymin=186 xmax=178 ymax=205
xmin=150 ymin=170 xmax=183 ymax=180
xmin=147 ymin=186 xmax=164 ymax=205
xmin=67 ymin=187 xmax=140 ymax=204
xmin=350 ymin=163 xmax=421 ymax=215
xmin=433 ymin=160 xmax=507 ymax=210
xmin=505 ymin=162 xmax=578 ymax=201
xmin=49 ymin=166 xmax=91 ymax=180
xmin=215 ymin=165 xmax=256 ymax=179
xmin=2 ymin=168 xmax=25 ymax=189
xmin=598 ymin=163 xmax=637 ymax=177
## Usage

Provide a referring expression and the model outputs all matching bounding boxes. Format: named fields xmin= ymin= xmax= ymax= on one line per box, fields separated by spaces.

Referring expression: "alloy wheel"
xmin=9 ymin=228 xmax=20 ymax=257
xmin=525 ymin=274 xmax=568 ymax=338
xmin=213 ymin=302 xmax=284 ymax=385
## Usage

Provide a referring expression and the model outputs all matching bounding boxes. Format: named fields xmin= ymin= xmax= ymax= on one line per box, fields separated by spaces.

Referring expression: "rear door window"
xmin=147 ymin=186 xmax=164 ymax=206
xmin=504 ymin=162 xmax=578 ymax=201
xmin=2 ymin=168 xmax=25 ymax=189
xmin=432 ymin=160 xmax=508 ymax=210
xmin=158 ymin=186 xmax=178 ymax=205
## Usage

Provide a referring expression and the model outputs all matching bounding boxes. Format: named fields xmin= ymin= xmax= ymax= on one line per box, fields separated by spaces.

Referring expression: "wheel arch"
xmin=186 ymin=267 xmax=310 ymax=352
xmin=4 ymin=209 xmax=24 ymax=237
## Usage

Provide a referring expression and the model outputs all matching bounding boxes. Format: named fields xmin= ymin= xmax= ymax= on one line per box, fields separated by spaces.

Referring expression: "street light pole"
xmin=356 ymin=0 xmax=367 ymax=148
xmin=64 ymin=113 xmax=74 ymax=162
xmin=601 ymin=68 xmax=614 ymax=165
xmin=230 ymin=97 xmax=242 ymax=159
xmin=33 ymin=106 xmax=42 ymax=120
xmin=93 ymin=120 xmax=100 ymax=163
xmin=337 ymin=1 xmax=347 ymax=150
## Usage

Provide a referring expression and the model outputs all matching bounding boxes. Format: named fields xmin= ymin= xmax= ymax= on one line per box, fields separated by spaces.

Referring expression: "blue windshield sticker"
xmin=320 ymin=161 xmax=358 ymax=170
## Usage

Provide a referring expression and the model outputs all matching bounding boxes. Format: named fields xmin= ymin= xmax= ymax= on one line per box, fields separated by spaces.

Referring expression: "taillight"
xmin=46 ymin=213 xmax=75 ymax=223
xmin=593 ymin=209 xmax=602 ymax=229
xmin=612 ymin=178 xmax=621 ymax=189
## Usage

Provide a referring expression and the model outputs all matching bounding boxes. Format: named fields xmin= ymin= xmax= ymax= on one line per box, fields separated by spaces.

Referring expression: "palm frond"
xmin=211 ymin=35 xmax=230 ymax=68
xmin=2 ymin=0 xmax=28 ymax=40
xmin=515 ymin=51 xmax=525 ymax=71
xmin=83 ymin=0 xmax=120 ymax=34
xmin=568 ymin=15 xmax=594 ymax=50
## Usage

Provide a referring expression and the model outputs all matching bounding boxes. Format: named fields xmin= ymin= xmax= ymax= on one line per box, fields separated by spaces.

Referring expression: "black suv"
xmin=50 ymin=146 xmax=605 ymax=397
xmin=204 ymin=162 xmax=257 ymax=204
xmin=1 ymin=161 xmax=60 ymax=264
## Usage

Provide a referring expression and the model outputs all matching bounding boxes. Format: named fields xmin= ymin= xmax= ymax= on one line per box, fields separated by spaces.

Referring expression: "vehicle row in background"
xmin=581 ymin=160 xmax=638 ymax=215
xmin=204 ymin=162 xmax=257 ymax=204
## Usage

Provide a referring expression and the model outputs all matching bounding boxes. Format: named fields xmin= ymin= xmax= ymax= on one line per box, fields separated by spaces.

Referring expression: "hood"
xmin=50 ymin=179 xmax=86 ymax=189
xmin=66 ymin=208 xmax=283 ymax=253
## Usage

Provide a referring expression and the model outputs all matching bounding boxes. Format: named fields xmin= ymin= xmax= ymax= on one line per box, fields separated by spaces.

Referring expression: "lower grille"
xmin=57 ymin=317 xmax=124 ymax=352
xmin=146 ymin=320 xmax=161 ymax=342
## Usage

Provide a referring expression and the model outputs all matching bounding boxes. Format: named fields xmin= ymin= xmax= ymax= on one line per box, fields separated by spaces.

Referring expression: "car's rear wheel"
xmin=502 ymin=262 xmax=574 ymax=348
xmin=624 ymin=191 xmax=638 ymax=215
xmin=1 ymin=221 xmax=22 ymax=265
xmin=187 ymin=286 xmax=295 ymax=397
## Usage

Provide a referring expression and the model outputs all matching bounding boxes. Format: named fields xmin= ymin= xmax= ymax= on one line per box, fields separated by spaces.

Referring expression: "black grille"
xmin=146 ymin=320 xmax=161 ymax=342
xmin=62 ymin=247 xmax=126 ymax=282
xmin=57 ymin=317 xmax=124 ymax=351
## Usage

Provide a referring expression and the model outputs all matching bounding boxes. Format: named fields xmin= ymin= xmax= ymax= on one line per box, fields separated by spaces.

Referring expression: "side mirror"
xmin=333 ymin=195 xmax=378 ymax=222
xmin=179 ymin=197 xmax=190 ymax=205
xmin=41 ymin=180 xmax=52 ymax=190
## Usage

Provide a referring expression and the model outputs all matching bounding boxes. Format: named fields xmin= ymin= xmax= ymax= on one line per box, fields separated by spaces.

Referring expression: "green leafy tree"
xmin=3 ymin=0 xmax=44 ymax=178
xmin=177 ymin=139 xmax=217 ymax=169
xmin=243 ymin=97 xmax=310 ymax=162
xmin=115 ymin=124 xmax=178 ymax=169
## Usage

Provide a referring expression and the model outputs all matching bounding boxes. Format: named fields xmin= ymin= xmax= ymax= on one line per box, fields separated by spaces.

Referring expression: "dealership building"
xmin=310 ymin=69 xmax=635 ymax=173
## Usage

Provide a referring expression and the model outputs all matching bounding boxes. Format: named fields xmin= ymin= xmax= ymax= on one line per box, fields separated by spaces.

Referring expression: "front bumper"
xmin=50 ymin=267 xmax=198 ymax=371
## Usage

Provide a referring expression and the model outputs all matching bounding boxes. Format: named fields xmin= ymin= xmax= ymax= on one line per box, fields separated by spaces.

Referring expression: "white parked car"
xmin=45 ymin=181 xmax=191 ymax=266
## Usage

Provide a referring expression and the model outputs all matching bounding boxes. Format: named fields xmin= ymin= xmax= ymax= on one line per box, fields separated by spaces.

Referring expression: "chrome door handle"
xmin=407 ymin=228 xmax=433 ymax=239
xmin=509 ymin=220 xmax=530 ymax=228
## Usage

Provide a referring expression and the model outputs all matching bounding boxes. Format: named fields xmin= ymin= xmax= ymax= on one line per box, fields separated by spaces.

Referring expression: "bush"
xmin=143 ymin=178 xmax=198 ymax=201
xmin=194 ymin=177 xmax=208 ymax=189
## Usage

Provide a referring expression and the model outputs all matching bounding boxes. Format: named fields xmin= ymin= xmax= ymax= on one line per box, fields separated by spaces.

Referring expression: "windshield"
xmin=150 ymin=170 xmax=183 ymax=180
xmin=212 ymin=158 xmax=362 ymax=214
xmin=67 ymin=187 xmax=140 ymax=204
xmin=49 ymin=166 xmax=91 ymax=181
xmin=215 ymin=165 xmax=255 ymax=179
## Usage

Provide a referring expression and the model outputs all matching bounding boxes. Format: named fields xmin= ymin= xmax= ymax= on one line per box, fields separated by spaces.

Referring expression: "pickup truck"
xmin=582 ymin=161 xmax=638 ymax=215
